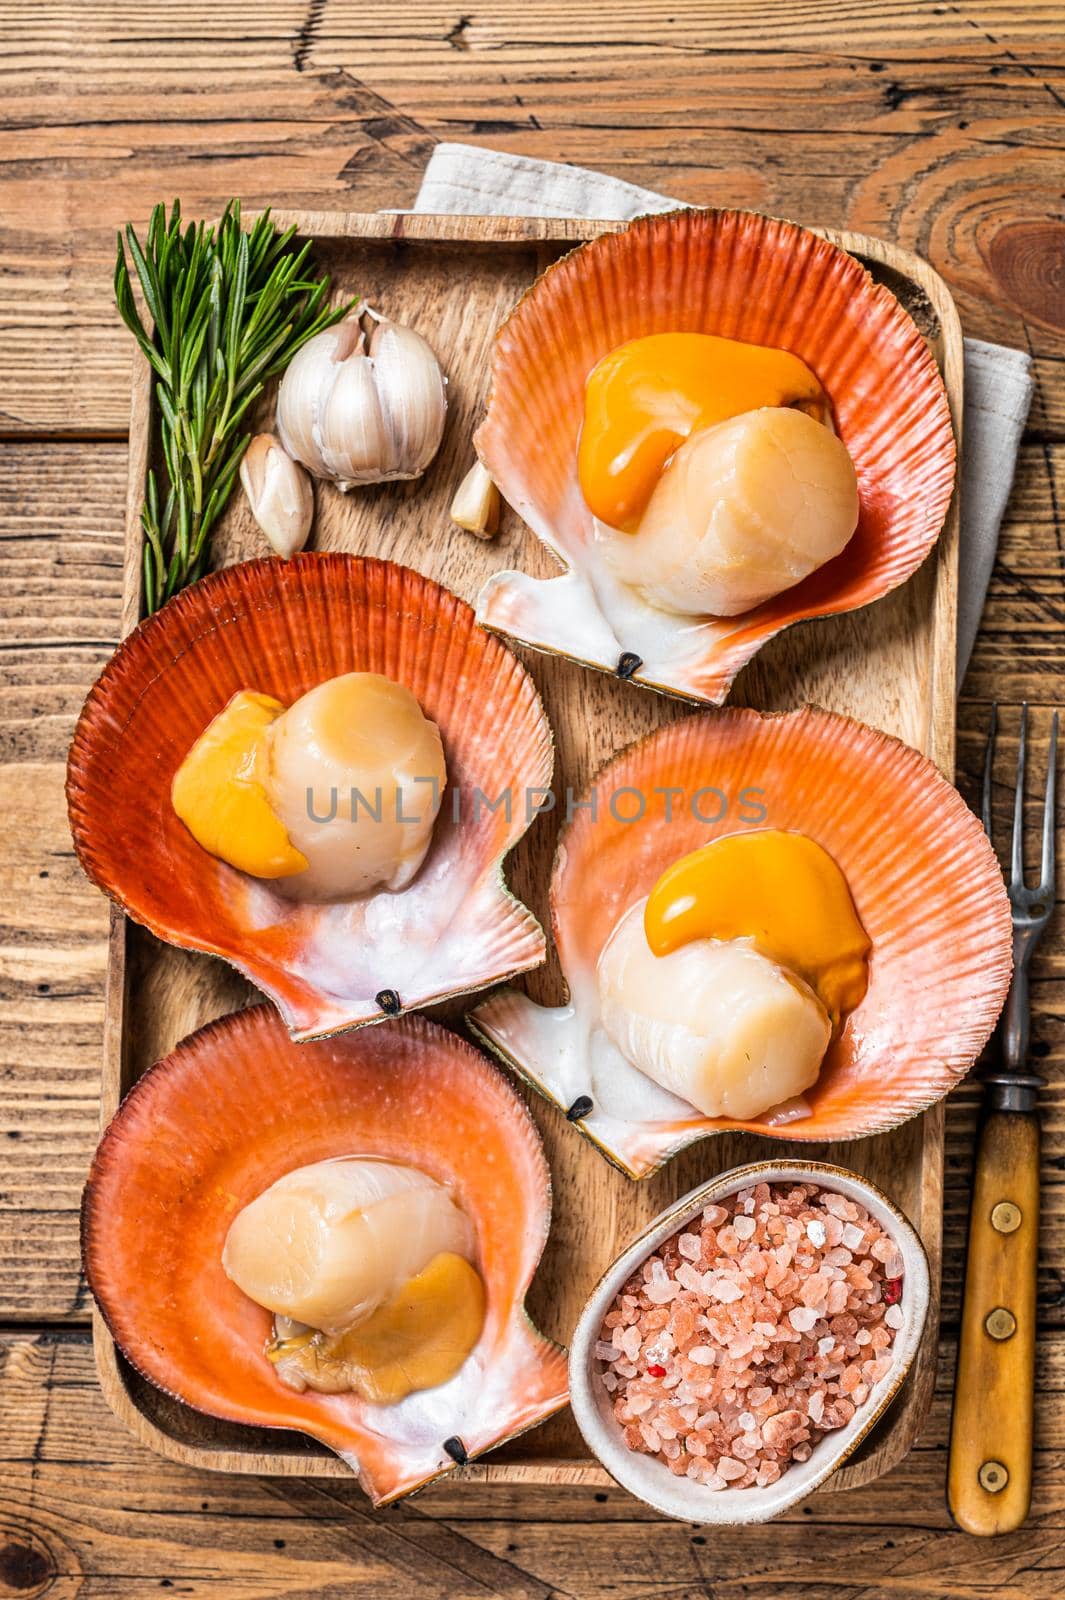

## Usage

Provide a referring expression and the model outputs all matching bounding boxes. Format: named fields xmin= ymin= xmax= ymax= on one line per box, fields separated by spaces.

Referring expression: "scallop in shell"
xmin=66 ymin=554 xmax=553 ymax=1038
xmin=474 ymin=208 xmax=957 ymax=705
xmin=468 ymin=707 xmax=1012 ymax=1179
xmin=81 ymin=1007 xmax=568 ymax=1506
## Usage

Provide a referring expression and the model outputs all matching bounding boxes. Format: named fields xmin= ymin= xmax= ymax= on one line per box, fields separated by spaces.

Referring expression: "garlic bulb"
xmin=239 ymin=434 xmax=313 ymax=558
xmin=451 ymin=460 xmax=501 ymax=538
xmin=276 ymin=312 xmax=447 ymax=491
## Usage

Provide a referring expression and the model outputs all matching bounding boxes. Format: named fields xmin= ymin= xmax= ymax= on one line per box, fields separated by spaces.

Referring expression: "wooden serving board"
xmin=95 ymin=211 xmax=963 ymax=1494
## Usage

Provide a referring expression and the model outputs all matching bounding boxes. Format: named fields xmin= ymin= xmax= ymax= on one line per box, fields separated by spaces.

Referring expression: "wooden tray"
xmin=95 ymin=211 xmax=963 ymax=1493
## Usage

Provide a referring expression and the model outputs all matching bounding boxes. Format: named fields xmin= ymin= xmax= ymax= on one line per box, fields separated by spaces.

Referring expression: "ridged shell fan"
xmin=474 ymin=208 xmax=957 ymax=704
xmin=469 ymin=707 xmax=1013 ymax=1179
xmin=66 ymin=554 xmax=553 ymax=1038
xmin=81 ymin=1008 xmax=569 ymax=1505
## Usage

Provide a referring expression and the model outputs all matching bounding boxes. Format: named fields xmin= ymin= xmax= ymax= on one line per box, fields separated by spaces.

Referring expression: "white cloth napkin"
xmin=414 ymin=143 xmax=1034 ymax=682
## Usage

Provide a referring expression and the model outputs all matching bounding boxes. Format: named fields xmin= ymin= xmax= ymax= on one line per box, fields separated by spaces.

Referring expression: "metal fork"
xmin=948 ymin=702 xmax=1058 ymax=1536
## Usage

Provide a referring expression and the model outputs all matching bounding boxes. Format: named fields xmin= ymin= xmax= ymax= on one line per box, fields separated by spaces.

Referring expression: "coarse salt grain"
xmin=597 ymin=1181 xmax=903 ymax=1492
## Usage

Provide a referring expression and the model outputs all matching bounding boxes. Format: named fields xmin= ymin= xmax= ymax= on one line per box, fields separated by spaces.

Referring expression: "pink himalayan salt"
xmin=597 ymin=1182 xmax=902 ymax=1491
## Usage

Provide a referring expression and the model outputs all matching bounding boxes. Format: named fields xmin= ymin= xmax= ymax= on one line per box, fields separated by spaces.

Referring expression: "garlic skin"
xmin=276 ymin=313 xmax=447 ymax=491
xmin=239 ymin=434 xmax=313 ymax=558
xmin=451 ymin=460 xmax=501 ymax=538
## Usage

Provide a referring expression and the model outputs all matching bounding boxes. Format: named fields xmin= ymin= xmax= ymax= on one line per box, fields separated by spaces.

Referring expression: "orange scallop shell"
xmin=469 ymin=707 xmax=1012 ymax=1178
xmin=81 ymin=1006 xmax=568 ymax=1505
xmin=475 ymin=209 xmax=957 ymax=704
xmin=66 ymin=554 xmax=553 ymax=1038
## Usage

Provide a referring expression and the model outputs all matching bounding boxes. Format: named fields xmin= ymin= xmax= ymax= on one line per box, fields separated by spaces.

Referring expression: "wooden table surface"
xmin=2 ymin=4 xmax=1064 ymax=1595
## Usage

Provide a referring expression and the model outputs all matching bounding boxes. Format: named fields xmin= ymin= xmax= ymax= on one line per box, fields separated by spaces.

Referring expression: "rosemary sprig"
xmin=115 ymin=199 xmax=356 ymax=612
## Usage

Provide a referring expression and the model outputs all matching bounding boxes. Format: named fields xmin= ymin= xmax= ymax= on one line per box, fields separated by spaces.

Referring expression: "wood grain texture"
xmin=1 ymin=0 xmax=1063 ymax=1585
xmin=4 ymin=1328 xmax=1065 ymax=1598
xmin=0 ymin=4 xmax=1063 ymax=435
xmin=948 ymin=1109 xmax=1040 ymax=1535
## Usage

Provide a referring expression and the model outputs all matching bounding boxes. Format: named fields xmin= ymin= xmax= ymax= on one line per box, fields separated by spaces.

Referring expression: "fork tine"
xmin=1011 ymin=703 xmax=1029 ymax=890
xmin=1040 ymin=710 xmax=1058 ymax=896
xmin=982 ymin=702 xmax=997 ymax=838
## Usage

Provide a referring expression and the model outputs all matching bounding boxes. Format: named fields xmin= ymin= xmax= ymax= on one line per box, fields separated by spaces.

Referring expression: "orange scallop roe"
xmin=595 ymin=1183 xmax=903 ymax=1490
xmin=644 ymin=830 xmax=871 ymax=1026
xmin=577 ymin=333 xmax=831 ymax=532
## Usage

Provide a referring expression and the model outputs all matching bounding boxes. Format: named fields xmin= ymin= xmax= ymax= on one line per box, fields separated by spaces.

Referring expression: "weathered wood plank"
xmin=2 ymin=1329 xmax=1065 ymax=1597
xmin=1 ymin=7 xmax=1064 ymax=1572
xmin=0 ymin=3 xmax=1062 ymax=433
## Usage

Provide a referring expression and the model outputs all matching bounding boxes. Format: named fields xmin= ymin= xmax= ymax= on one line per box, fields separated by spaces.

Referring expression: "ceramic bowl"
xmin=568 ymin=1160 xmax=930 ymax=1523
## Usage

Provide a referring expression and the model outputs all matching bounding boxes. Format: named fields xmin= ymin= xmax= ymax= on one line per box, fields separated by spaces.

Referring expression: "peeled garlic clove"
xmin=318 ymin=346 xmax=392 ymax=487
xmin=451 ymin=460 xmax=501 ymax=538
xmin=368 ymin=317 xmax=448 ymax=480
xmin=239 ymin=434 xmax=313 ymax=558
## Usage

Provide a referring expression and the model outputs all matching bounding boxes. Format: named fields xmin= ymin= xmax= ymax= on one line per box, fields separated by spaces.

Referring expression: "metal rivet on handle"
xmin=985 ymin=1306 xmax=1017 ymax=1341
xmin=979 ymin=1459 xmax=1009 ymax=1493
xmin=991 ymin=1201 xmax=1022 ymax=1234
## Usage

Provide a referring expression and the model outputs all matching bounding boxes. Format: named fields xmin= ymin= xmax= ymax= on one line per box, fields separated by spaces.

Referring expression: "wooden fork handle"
xmin=948 ymin=1104 xmax=1039 ymax=1535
